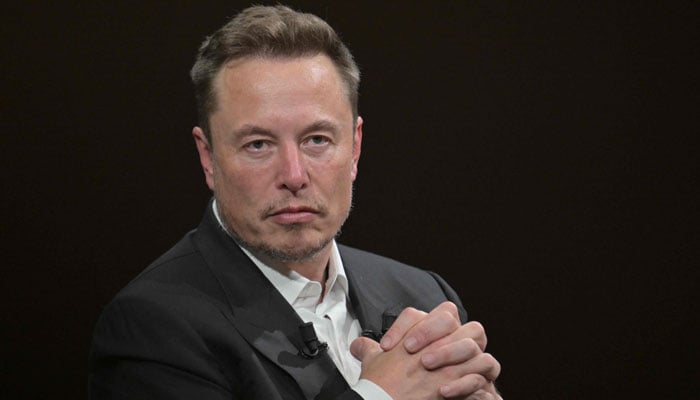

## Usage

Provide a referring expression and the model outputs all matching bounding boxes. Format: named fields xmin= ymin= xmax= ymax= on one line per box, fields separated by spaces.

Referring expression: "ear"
xmin=351 ymin=116 xmax=363 ymax=181
xmin=192 ymin=127 xmax=215 ymax=190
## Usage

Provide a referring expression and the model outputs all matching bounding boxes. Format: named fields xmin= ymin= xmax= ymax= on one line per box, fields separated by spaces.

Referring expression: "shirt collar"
xmin=212 ymin=199 xmax=349 ymax=307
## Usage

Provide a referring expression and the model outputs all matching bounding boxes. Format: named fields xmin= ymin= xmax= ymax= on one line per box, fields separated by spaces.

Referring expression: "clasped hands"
xmin=350 ymin=302 xmax=501 ymax=400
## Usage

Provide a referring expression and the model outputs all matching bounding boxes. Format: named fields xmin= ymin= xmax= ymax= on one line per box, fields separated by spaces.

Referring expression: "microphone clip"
xmin=361 ymin=311 xmax=398 ymax=342
xmin=299 ymin=322 xmax=328 ymax=359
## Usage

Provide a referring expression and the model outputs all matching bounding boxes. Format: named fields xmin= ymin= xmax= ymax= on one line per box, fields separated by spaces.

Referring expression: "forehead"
xmin=214 ymin=55 xmax=348 ymax=106
xmin=207 ymin=55 xmax=354 ymax=138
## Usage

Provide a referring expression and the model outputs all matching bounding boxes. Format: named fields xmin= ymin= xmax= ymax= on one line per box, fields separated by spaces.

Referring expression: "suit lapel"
xmin=192 ymin=204 xmax=347 ymax=399
xmin=340 ymin=245 xmax=407 ymax=336
xmin=343 ymin=258 xmax=384 ymax=335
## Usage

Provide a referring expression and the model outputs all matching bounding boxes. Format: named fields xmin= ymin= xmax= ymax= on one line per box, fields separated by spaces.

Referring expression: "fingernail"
xmin=440 ymin=384 xmax=453 ymax=397
xmin=422 ymin=353 xmax=436 ymax=368
xmin=405 ymin=336 xmax=418 ymax=352
xmin=440 ymin=385 xmax=456 ymax=398
xmin=380 ymin=335 xmax=392 ymax=349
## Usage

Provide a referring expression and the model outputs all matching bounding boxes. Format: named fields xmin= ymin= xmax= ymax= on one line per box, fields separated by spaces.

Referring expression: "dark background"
xmin=2 ymin=1 xmax=698 ymax=399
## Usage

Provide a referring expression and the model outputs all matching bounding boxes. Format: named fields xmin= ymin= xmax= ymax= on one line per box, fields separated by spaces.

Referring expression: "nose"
xmin=277 ymin=144 xmax=309 ymax=194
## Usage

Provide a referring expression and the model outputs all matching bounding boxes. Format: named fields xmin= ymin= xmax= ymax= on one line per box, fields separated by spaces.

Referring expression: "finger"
xmin=420 ymin=337 xmax=481 ymax=370
xmin=403 ymin=302 xmax=460 ymax=353
xmin=427 ymin=320 xmax=487 ymax=352
xmin=462 ymin=321 xmax=487 ymax=351
xmin=379 ymin=307 xmax=427 ymax=350
xmin=462 ymin=353 xmax=501 ymax=382
xmin=437 ymin=351 xmax=501 ymax=383
xmin=424 ymin=321 xmax=487 ymax=360
xmin=350 ymin=336 xmax=383 ymax=362
xmin=466 ymin=381 xmax=501 ymax=400
xmin=466 ymin=389 xmax=497 ymax=400
xmin=431 ymin=301 xmax=460 ymax=321
xmin=400 ymin=302 xmax=461 ymax=353
xmin=439 ymin=373 xmax=490 ymax=398
xmin=404 ymin=308 xmax=460 ymax=353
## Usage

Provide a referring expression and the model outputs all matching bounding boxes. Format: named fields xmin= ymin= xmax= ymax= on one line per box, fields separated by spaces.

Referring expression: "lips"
xmin=267 ymin=205 xmax=319 ymax=224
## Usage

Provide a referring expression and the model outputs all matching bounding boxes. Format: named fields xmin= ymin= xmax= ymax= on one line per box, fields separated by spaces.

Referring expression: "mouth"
xmin=267 ymin=205 xmax=320 ymax=224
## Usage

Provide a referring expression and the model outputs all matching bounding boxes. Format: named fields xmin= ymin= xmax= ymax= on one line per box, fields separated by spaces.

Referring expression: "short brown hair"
xmin=190 ymin=5 xmax=360 ymax=144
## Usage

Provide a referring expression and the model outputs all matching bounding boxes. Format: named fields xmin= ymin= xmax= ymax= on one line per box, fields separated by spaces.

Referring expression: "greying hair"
xmin=190 ymin=5 xmax=360 ymax=144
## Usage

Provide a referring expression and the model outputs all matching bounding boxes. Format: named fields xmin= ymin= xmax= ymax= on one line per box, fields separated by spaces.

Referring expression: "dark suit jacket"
xmin=89 ymin=203 xmax=468 ymax=399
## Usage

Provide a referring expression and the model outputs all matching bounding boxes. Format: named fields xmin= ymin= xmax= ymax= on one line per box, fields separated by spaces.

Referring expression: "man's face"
xmin=194 ymin=55 xmax=362 ymax=265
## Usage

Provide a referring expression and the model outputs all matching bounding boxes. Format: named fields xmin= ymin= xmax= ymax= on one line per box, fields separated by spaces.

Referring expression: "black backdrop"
xmin=2 ymin=1 xmax=698 ymax=399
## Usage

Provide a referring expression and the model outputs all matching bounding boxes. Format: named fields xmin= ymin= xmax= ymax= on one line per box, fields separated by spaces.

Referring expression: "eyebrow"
xmin=232 ymin=125 xmax=273 ymax=139
xmin=232 ymin=119 xmax=341 ymax=139
xmin=301 ymin=119 xmax=341 ymax=136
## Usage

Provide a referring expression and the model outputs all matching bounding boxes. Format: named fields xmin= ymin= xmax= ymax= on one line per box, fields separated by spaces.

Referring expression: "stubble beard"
xmin=235 ymin=229 xmax=335 ymax=263
xmin=217 ymin=190 xmax=354 ymax=263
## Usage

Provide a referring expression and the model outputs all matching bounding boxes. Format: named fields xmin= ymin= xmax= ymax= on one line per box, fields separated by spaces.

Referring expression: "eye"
xmin=244 ymin=140 xmax=268 ymax=152
xmin=307 ymin=135 xmax=330 ymax=146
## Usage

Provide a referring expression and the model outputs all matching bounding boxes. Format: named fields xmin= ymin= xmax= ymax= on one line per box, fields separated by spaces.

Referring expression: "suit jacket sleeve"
xmin=89 ymin=292 xmax=234 ymax=399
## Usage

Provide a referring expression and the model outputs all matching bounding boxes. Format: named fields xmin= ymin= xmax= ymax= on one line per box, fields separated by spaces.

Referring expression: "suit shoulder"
xmin=337 ymin=244 xmax=448 ymax=288
xmin=139 ymin=229 xmax=199 ymax=274
xmin=111 ymin=229 xmax=225 ymax=307
xmin=124 ymin=229 xmax=213 ymax=285
xmin=338 ymin=243 xmax=468 ymax=321
xmin=337 ymin=244 xmax=426 ymax=276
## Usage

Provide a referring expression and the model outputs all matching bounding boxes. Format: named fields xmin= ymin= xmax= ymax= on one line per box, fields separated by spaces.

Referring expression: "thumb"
xmin=350 ymin=336 xmax=382 ymax=362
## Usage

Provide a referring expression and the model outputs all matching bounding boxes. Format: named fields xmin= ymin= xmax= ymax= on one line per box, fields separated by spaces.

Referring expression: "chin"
xmin=260 ymin=239 xmax=332 ymax=263
xmin=277 ymin=235 xmax=332 ymax=256
xmin=236 ymin=228 xmax=334 ymax=263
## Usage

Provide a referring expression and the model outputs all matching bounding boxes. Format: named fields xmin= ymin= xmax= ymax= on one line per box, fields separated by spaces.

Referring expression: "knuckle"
xmin=461 ymin=337 xmax=480 ymax=355
xmin=467 ymin=389 xmax=492 ymax=400
xmin=394 ymin=309 xmax=422 ymax=328
xmin=478 ymin=352 xmax=494 ymax=363
xmin=403 ymin=306 xmax=423 ymax=318
xmin=466 ymin=320 xmax=488 ymax=349
xmin=385 ymin=307 xmax=426 ymax=336
xmin=465 ymin=374 xmax=488 ymax=393
xmin=436 ymin=310 xmax=460 ymax=330
xmin=438 ymin=300 xmax=458 ymax=314
xmin=482 ymin=353 xmax=501 ymax=379
xmin=466 ymin=320 xmax=485 ymax=334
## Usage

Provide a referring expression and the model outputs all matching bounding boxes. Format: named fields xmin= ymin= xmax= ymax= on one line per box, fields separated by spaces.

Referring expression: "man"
xmin=89 ymin=5 xmax=501 ymax=399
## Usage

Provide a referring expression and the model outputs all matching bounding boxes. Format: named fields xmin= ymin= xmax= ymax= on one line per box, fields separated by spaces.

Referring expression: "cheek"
xmin=226 ymin=174 xmax=256 ymax=195
xmin=215 ymin=164 xmax=259 ymax=200
xmin=324 ymin=165 xmax=355 ymax=201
